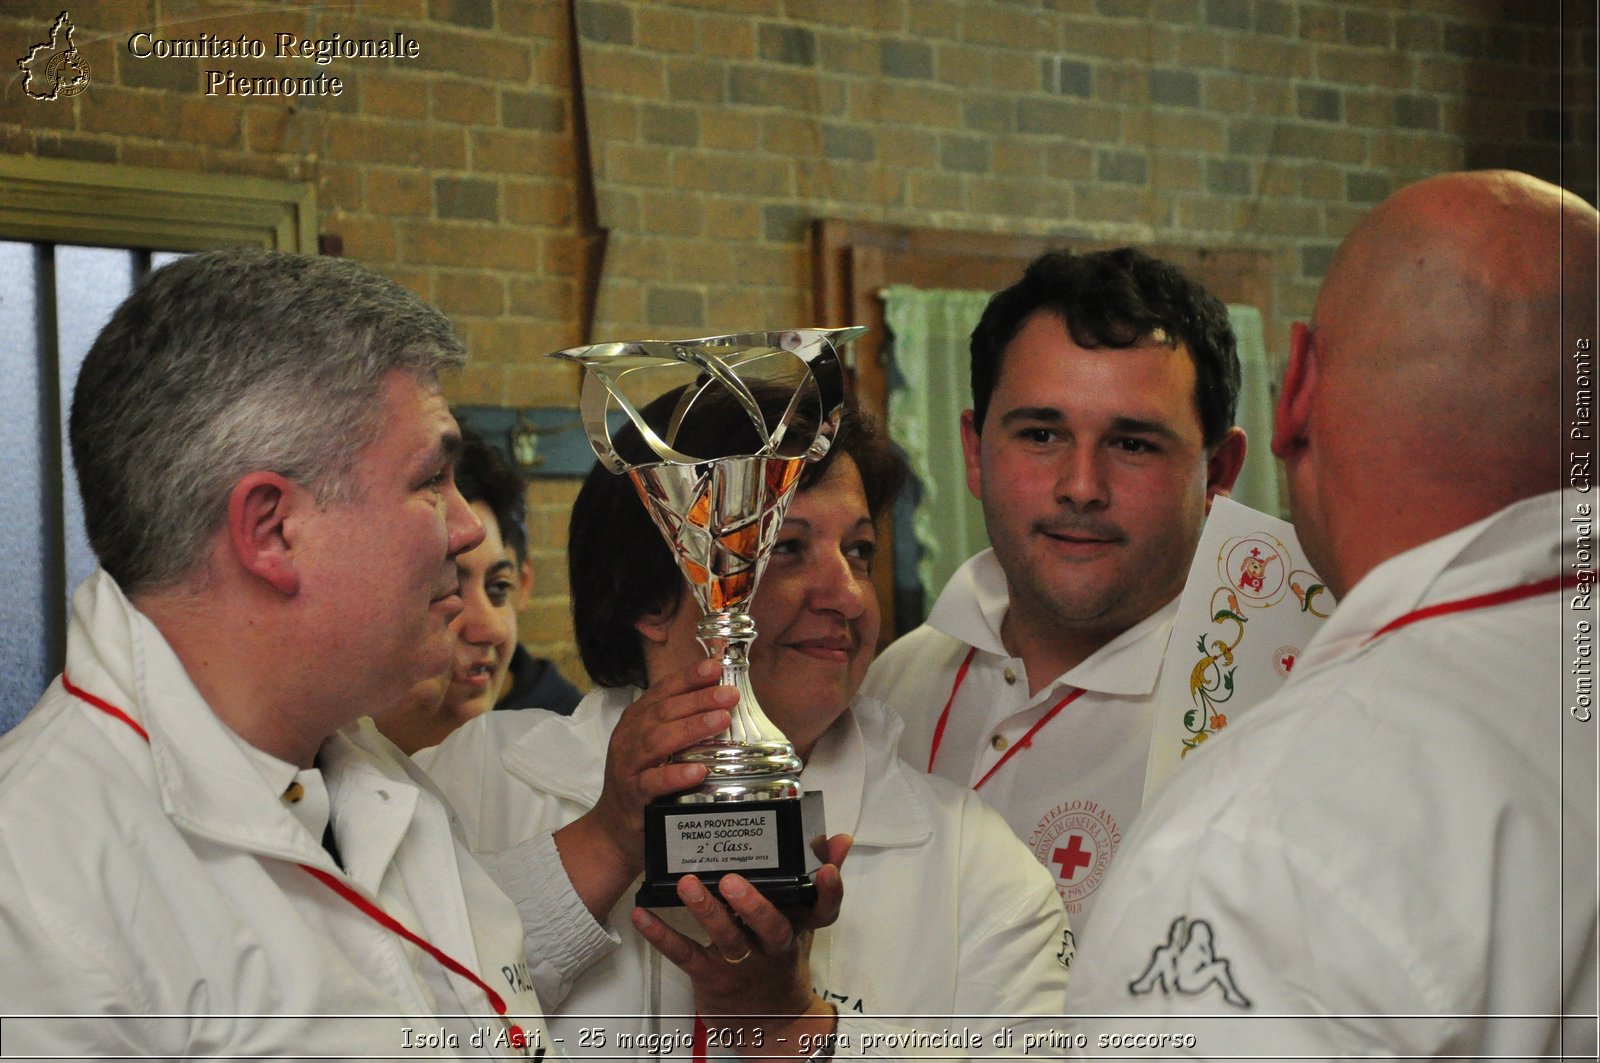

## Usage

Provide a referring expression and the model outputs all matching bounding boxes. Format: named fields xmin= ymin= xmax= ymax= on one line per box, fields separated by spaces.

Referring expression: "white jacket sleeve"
xmin=821 ymin=797 xmax=1071 ymax=1060
xmin=0 ymin=838 xmax=182 ymax=1057
xmin=1062 ymin=812 xmax=1467 ymax=1057
xmin=475 ymin=830 xmax=620 ymax=1010
xmin=949 ymin=793 xmax=1074 ymax=1014
xmin=422 ymin=721 xmax=621 ymax=1012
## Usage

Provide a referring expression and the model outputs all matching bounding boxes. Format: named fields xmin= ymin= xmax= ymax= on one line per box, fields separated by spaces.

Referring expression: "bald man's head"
xmin=1273 ymin=170 xmax=1598 ymax=597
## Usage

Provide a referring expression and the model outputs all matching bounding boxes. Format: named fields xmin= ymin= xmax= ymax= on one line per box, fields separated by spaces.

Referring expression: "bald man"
xmin=1062 ymin=171 xmax=1598 ymax=1057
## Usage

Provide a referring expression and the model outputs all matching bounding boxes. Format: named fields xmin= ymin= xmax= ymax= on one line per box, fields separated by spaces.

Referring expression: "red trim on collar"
xmin=62 ymin=671 xmax=148 ymax=742
xmin=1364 ymin=574 xmax=1565 ymax=644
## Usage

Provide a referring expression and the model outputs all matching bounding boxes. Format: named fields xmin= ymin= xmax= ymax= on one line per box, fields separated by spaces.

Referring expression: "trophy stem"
xmin=696 ymin=610 xmax=765 ymax=744
xmin=665 ymin=609 xmax=803 ymax=803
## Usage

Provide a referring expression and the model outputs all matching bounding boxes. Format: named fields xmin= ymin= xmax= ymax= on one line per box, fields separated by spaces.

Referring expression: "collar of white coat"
xmin=924 ymin=547 xmax=1177 ymax=696
xmin=1290 ymin=489 xmax=1573 ymax=678
xmin=499 ymin=685 xmax=935 ymax=849
xmin=62 ymin=568 xmax=424 ymax=878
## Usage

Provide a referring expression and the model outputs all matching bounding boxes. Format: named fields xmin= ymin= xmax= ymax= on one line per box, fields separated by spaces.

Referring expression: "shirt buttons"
xmin=283 ymin=781 xmax=305 ymax=803
xmin=1003 ymin=668 xmax=1018 ymax=685
xmin=990 ymin=733 xmax=1009 ymax=751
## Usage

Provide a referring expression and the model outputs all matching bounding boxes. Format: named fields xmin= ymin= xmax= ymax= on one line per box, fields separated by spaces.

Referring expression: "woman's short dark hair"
xmin=453 ymin=425 xmax=529 ymax=562
xmin=569 ymin=394 xmax=906 ymax=689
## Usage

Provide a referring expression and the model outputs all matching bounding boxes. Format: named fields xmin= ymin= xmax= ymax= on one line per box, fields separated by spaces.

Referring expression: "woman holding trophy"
xmin=419 ymin=332 xmax=1070 ymax=1055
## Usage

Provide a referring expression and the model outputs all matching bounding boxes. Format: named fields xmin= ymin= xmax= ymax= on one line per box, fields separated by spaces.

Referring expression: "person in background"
xmin=489 ymin=447 xmax=584 ymax=717
xmin=374 ymin=428 xmax=543 ymax=753
xmin=1065 ymin=170 xmax=1598 ymax=1057
xmin=420 ymin=393 xmax=1072 ymax=1055
xmin=0 ymin=249 xmax=550 ymax=1057
xmin=861 ymin=248 xmax=1246 ymax=931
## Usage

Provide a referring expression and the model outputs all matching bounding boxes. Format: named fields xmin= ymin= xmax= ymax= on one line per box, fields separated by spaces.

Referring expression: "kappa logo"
xmin=1028 ymin=799 xmax=1121 ymax=910
xmin=1129 ymin=916 xmax=1252 ymax=1009
xmin=18 ymin=10 xmax=91 ymax=101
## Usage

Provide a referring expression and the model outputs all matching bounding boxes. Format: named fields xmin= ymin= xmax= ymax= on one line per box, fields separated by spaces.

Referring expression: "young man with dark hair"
xmin=862 ymin=247 xmax=1247 ymax=932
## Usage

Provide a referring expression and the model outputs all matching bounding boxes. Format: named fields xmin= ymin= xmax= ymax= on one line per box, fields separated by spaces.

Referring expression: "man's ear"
xmin=1272 ymin=322 xmax=1317 ymax=461
xmin=960 ymin=409 xmax=983 ymax=501
xmin=226 ymin=472 xmax=302 ymax=596
xmin=1204 ymin=426 xmax=1248 ymax=506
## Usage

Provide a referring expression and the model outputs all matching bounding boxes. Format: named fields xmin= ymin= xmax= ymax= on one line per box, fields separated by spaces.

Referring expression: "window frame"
xmin=0 ymin=155 xmax=317 ymax=253
xmin=0 ymin=158 xmax=317 ymax=731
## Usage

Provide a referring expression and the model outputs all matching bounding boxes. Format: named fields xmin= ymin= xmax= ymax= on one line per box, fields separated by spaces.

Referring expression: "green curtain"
xmin=1224 ymin=304 xmax=1283 ymax=518
xmin=882 ymin=286 xmax=1282 ymax=613
xmin=882 ymin=285 xmax=993 ymax=606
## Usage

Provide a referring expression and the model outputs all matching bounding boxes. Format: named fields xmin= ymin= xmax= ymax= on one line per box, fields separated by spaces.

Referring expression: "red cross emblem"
xmin=1052 ymin=833 xmax=1093 ymax=882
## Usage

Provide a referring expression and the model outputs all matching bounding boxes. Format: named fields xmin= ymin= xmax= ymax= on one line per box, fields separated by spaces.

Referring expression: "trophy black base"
xmin=637 ymin=791 xmax=825 ymax=909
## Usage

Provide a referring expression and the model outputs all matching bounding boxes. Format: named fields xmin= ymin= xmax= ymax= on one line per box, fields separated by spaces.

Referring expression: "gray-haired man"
xmin=0 ymin=249 xmax=550 ymax=1057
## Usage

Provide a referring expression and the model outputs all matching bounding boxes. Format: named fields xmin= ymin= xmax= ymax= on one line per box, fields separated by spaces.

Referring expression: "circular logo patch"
xmin=1028 ymin=800 xmax=1121 ymax=908
xmin=47 ymin=50 xmax=91 ymax=97
xmin=1219 ymin=532 xmax=1292 ymax=606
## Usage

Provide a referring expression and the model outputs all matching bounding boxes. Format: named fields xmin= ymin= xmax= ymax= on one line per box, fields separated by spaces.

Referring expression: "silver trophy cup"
xmin=549 ymin=328 xmax=860 ymax=906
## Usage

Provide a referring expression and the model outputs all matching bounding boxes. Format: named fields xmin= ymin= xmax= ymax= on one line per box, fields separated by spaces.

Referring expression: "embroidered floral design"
xmin=1182 ymin=589 xmax=1244 ymax=756
xmin=1291 ymin=577 xmax=1333 ymax=617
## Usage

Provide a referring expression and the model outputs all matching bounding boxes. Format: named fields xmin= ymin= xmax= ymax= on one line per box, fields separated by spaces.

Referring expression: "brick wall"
xmin=4 ymin=0 xmax=595 ymax=684
xmin=5 ymin=0 xmax=1593 ymax=688
xmin=579 ymin=0 xmax=1594 ymax=348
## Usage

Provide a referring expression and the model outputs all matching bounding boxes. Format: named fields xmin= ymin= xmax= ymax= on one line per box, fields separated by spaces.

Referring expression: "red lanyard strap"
xmin=61 ymin=672 xmax=530 ymax=1053
xmin=299 ymin=864 xmax=530 ymax=1050
xmin=927 ymin=648 xmax=978 ymax=773
xmin=62 ymin=672 xmax=149 ymax=742
xmin=1365 ymin=574 xmax=1565 ymax=644
xmin=925 ymin=576 xmax=1564 ymax=791
xmin=972 ymin=687 xmax=1085 ymax=791
xmin=927 ymin=649 xmax=1083 ymax=791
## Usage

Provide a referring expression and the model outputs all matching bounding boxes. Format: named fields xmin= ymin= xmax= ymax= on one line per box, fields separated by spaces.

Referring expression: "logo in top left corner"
xmin=18 ymin=11 xmax=92 ymax=101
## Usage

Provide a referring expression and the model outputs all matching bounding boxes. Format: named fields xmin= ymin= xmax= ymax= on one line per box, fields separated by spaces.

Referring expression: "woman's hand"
xmin=632 ymin=835 xmax=852 ymax=1060
xmin=553 ymin=658 xmax=735 ymax=921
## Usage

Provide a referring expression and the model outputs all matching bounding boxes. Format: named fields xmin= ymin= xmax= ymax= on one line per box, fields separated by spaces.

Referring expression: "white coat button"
xmin=1003 ymin=668 xmax=1018 ymax=685
xmin=990 ymin=733 xmax=1009 ymax=751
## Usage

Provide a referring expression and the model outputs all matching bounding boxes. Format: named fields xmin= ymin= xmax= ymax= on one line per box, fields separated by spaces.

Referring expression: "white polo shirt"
xmin=861 ymin=549 xmax=1175 ymax=930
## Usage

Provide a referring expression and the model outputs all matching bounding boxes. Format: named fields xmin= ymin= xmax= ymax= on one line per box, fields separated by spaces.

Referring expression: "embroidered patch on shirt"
xmin=1128 ymin=916 xmax=1252 ymax=1009
xmin=1028 ymin=799 xmax=1121 ymax=911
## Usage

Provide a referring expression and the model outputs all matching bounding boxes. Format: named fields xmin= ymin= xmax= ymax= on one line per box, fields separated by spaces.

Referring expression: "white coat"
xmin=0 ymin=569 xmax=550 ymax=1059
xmin=422 ymin=686 xmax=1072 ymax=1056
xmin=1064 ymin=490 xmax=1599 ymax=1057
